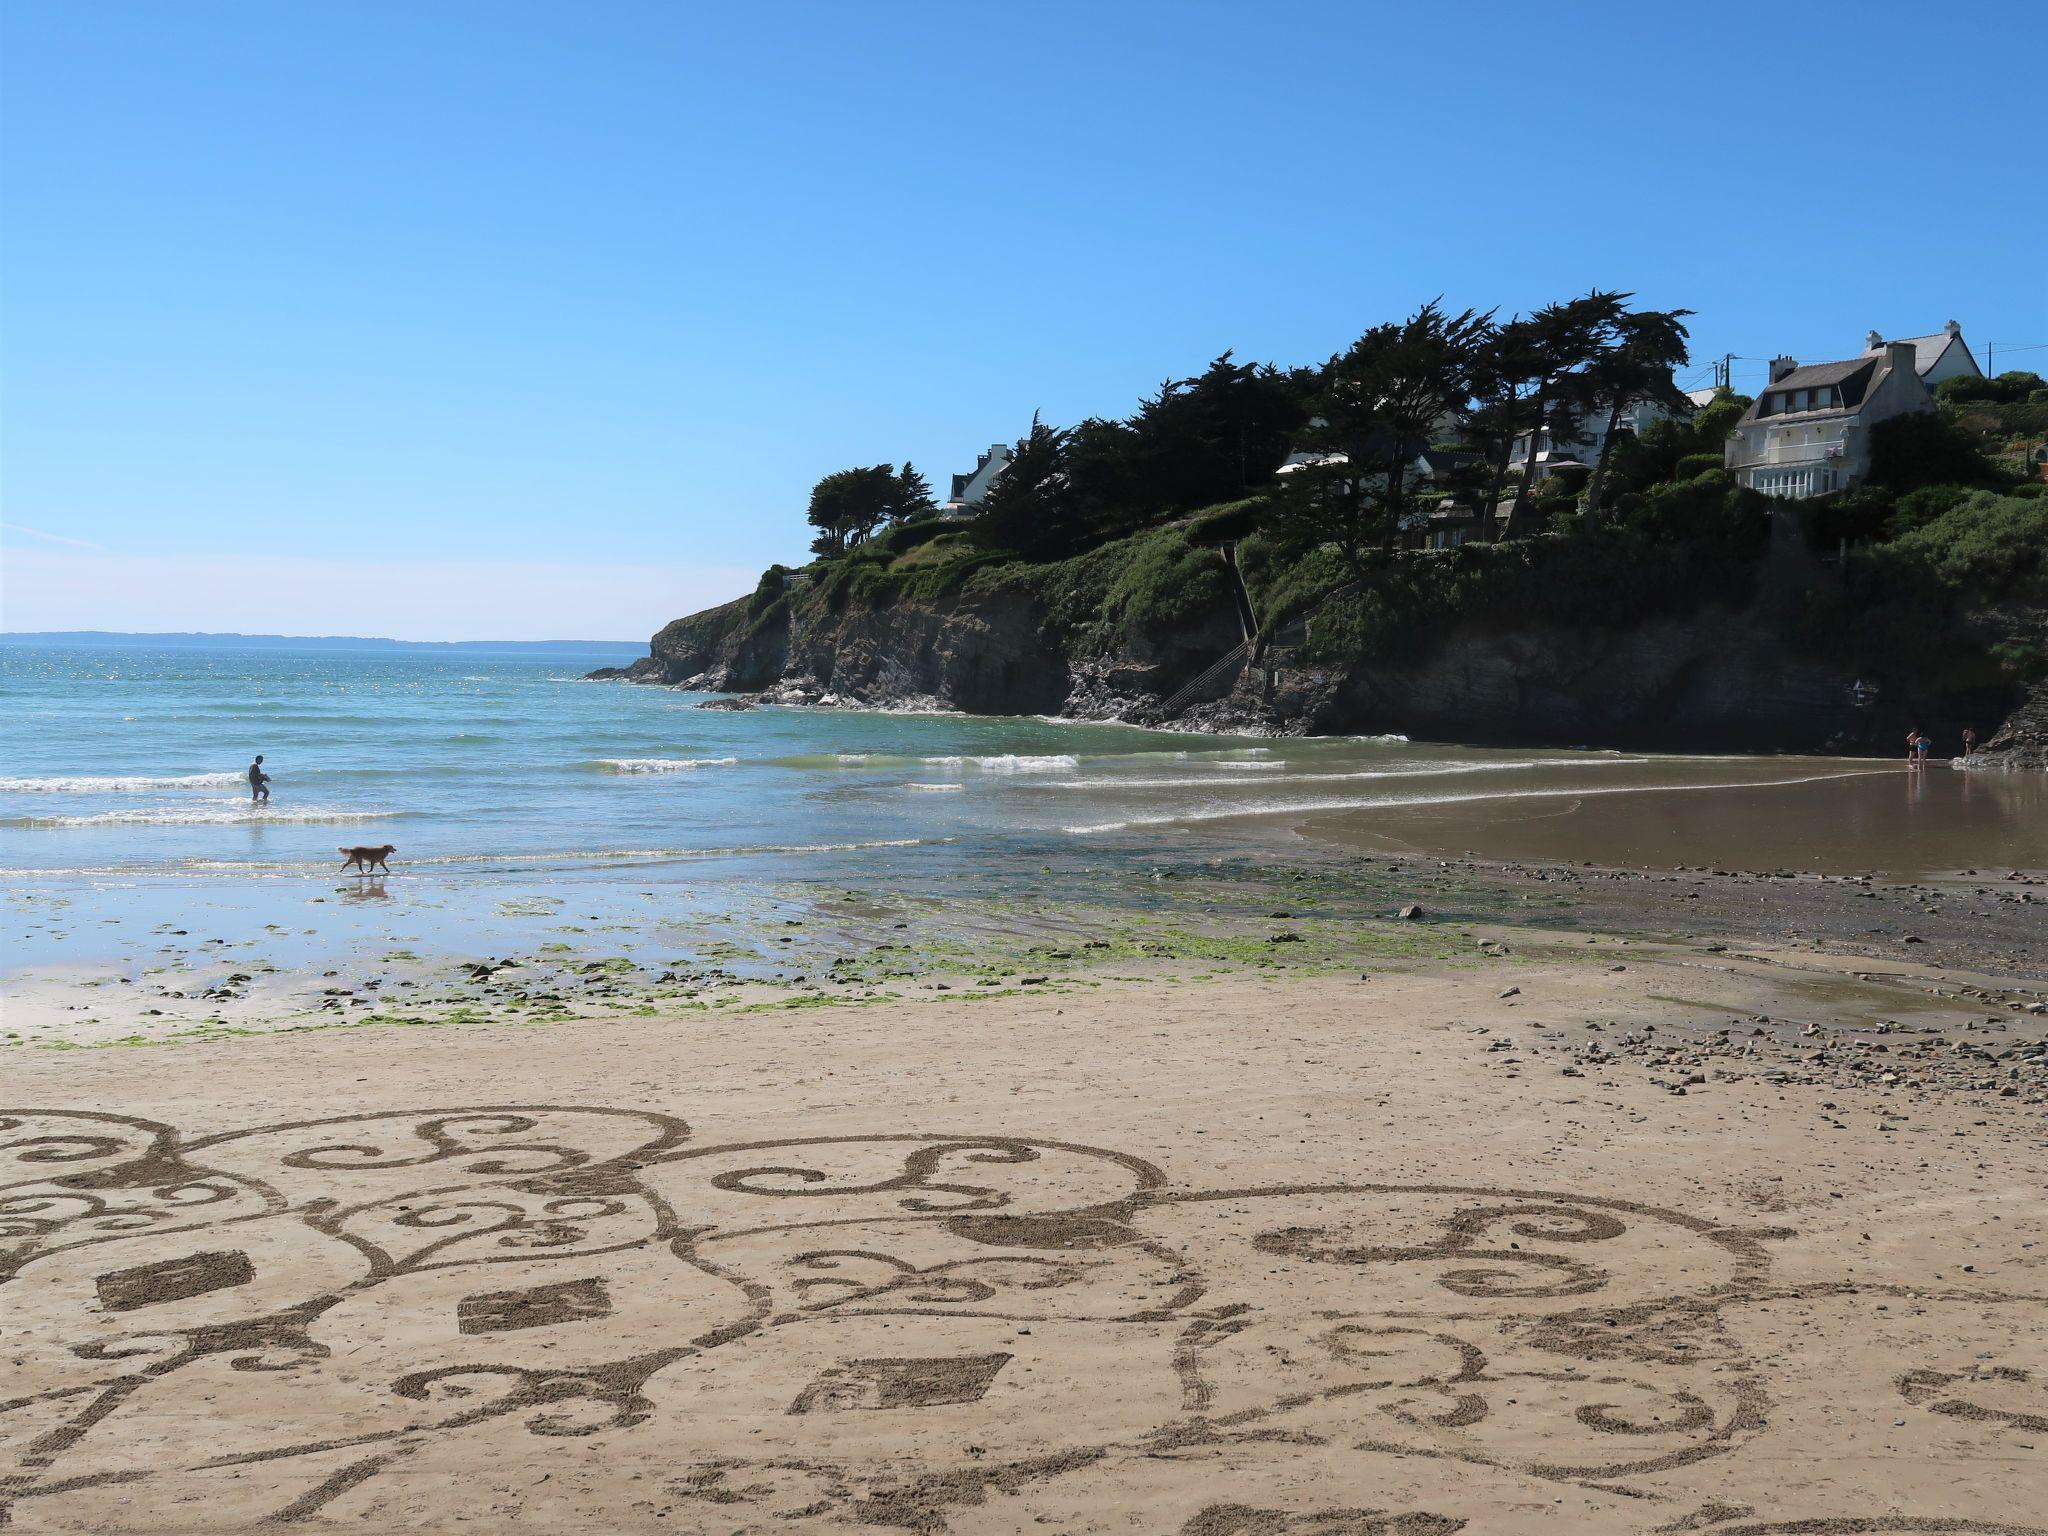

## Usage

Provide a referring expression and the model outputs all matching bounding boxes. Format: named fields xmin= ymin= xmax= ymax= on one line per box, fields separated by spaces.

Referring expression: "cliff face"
xmin=644 ymin=581 xmax=1236 ymax=718
xmin=1263 ymin=611 xmax=1938 ymax=752
xmin=614 ymin=533 xmax=2026 ymax=756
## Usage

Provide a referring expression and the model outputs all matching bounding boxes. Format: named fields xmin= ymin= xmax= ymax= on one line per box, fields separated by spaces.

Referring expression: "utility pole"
xmin=1714 ymin=352 xmax=1733 ymax=392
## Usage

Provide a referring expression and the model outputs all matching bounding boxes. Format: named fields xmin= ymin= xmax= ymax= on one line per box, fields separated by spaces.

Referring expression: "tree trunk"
xmin=1483 ymin=440 xmax=1513 ymax=543
xmin=1583 ymin=398 xmax=1627 ymax=518
xmin=1506 ymin=384 xmax=1549 ymax=538
xmin=1381 ymin=452 xmax=1408 ymax=550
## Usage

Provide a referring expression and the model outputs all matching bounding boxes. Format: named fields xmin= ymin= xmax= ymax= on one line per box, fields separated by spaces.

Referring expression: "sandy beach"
xmin=6 ymin=867 xmax=2046 ymax=1535
xmin=8 ymin=1 xmax=2045 ymax=1529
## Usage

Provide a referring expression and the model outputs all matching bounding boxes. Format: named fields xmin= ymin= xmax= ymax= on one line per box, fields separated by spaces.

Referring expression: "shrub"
xmin=1535 ymin=465 xmax=1590 ymax=501
xmin=745 ymin=564 xmax=791 ymax=620
xmin=874 ymin=516 xmax=951 ymax=557
xmin=1881 ymin=484 xmax=1970 ymax=539
xmin=1990 ymin=640 xmax=2048 ymax=683
xmin=1868 ymin=411 xmax=2007 ymax=493
xmin=743 ymin=594 xmax=789 ymax=638
xmin=1675 ymin=452 xmax=1724 ymax=481
xmin=1937 ymin=370 xmax=2046 ymax=406
xmin=1887 ymin=490 xmax=2048 ymax=598
xmin=1185 ymin=498 xmax=1265 ymax=545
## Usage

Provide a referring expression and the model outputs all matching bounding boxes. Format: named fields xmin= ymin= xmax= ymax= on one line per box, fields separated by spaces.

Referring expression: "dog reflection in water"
xmin=338 ymin=877 xmax=391 ymax=902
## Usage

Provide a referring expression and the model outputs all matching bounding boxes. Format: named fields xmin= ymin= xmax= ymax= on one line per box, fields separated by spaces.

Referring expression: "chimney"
xmin=1769 ymin=355 xmax=1798 ymax=383
xmin=1865 ymin=329 xmax=1884 ymax=352
xmin=1885 ymin=340 xmax=1918 ymax=377
xmin=1945 ymin=319 xmax=1962 ymax=338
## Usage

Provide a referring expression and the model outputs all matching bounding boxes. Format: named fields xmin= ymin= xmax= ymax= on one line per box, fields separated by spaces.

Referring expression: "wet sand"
xmin=1295 ymin=759 xmax=2048 ymax=878
xmin=7 ymin=776 xmax=2048 ymax=1535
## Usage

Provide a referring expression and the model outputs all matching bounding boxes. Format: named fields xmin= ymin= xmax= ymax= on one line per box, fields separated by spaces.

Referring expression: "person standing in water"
xmin=248 ymin=754 xmax=271 ymax=802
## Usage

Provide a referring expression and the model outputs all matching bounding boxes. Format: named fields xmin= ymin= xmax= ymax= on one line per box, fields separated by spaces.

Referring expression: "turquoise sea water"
xmin=3 ymin=643 xmax=2040 ymax=890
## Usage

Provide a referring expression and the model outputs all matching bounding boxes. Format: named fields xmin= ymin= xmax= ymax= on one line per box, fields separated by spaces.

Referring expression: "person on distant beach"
xmin=248 ymin=754 xmax=271 ymax=802
xmin=1962 ymin=727 xmax=1977 ymax=757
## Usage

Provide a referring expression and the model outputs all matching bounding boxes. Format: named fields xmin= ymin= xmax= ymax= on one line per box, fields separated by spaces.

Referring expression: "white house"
xmin=1869 ymin=320 xmax=1982 ymax=392
xmin=1723 ymin=340 xmax=1933 ymax=499
xmin=941 ymin=443 xmax=1012 ymax=515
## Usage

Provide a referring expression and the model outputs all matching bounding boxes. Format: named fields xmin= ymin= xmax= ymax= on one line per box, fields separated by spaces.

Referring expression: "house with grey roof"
xmin=941 ymin=442 xmax=1013 ymax=516
xmin=1868 ymin=320 xmax=1983 ymax=392
xmin=1723 ymin=340 xmax=1934 ymax=499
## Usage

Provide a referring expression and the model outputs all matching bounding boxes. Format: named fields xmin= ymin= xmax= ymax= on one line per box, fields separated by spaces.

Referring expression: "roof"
xmin=1684 ymin=387 xmax=1720 ymax=410
xmin=1416 ymin=449 xmax=1479 ymax=473
xmin=1887 ymin=332 xmax=1960 ymax=376
xmin=1769 ymin=356 xmax=1878 ymax=393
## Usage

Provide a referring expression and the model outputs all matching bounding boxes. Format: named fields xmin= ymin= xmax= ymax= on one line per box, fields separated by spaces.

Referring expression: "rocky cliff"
xmin=599 ymin=519 xmax=2030 ymax=757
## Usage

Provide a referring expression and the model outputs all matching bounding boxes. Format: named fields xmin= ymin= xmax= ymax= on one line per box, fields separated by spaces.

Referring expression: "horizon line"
xmin=0 ymin=629 xmax=645 ymax=647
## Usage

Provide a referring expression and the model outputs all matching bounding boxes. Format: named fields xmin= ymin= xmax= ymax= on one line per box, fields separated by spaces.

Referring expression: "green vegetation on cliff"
xmin=657 ymin=290 xmax=2043 ymax=735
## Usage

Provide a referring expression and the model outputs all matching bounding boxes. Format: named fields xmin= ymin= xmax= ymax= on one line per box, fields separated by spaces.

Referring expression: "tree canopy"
xmin=807 ymin=462 xmax=936 ymax=556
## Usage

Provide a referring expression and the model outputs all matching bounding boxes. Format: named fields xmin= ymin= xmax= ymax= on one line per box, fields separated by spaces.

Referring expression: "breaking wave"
xmin=921 ymin=753 xmax=1079 ymax=772
xmin=0 ymin=772 xmax=244 ymax=793
xmin=3 ymin=804 xmax=416 ymax=829
xmin=588 ymin=757 xmax=739 ymax=774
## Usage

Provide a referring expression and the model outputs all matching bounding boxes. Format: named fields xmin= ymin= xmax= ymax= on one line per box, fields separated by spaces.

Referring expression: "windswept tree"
xmin=894 ymin=462 xmax=938 ymax=520
xmin=1581 ymin=307 xmax=1694 ymax=516
xmin=1340 ymin=302 xmax=1491 ymax=533
xmin=1036 ymin=353 xmax=1310 ymax=538
xmin=806 ymin=462 xmax=941 ymax=556
xmin=1498 ymin=291 xmax=1629 ymax=536
xmin=1263 ymin=303 xmax=1489 ymax=572
xmin=1123 ymin=352 xmax=1310 ymax=517
xmin=972 ymin=415 xmax=1084 ymax=555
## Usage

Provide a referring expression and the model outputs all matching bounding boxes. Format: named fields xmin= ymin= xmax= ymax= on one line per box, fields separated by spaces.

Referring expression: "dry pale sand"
xmin=4 ymin=945 xmax=2045 ymax=1535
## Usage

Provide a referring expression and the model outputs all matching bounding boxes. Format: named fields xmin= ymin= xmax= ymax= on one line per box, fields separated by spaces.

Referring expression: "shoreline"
xmin=9 ymin=740 xmax=2047 ymax=1531
xmin=10 ymin=835 xmax=2048 ymax=1047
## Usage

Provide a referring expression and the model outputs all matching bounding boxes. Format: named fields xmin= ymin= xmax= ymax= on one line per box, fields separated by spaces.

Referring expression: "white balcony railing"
xmin=1754 ymin=442 xmax=1847 ymax=467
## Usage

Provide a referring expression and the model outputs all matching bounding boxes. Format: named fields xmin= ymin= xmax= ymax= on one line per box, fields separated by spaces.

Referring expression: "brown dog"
xmin=337 ymin=844 xmax=397 ymax=875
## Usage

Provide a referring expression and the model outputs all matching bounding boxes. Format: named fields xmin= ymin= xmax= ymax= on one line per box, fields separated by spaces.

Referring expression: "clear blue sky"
xmin=4 ymin=0 xmax=2044 ymax=639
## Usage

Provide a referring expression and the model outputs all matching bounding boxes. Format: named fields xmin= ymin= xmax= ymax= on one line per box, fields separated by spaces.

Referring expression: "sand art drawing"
xmin=1 ymin=1105 xmax=2041 ymax=1533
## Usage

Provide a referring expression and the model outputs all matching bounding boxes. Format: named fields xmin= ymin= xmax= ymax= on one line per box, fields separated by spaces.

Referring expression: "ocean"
xmin=3 ymin=642 xmax=2043 ymax=887
xmin=7 ymin=639 xmax=2045 ymax=1046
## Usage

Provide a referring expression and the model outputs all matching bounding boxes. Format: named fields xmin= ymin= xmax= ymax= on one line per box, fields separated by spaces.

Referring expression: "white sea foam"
xmin=1061 ymin=769 xmax=1896 ymax=834
xmin=0 ymin=772 xmax=244 ymax=793
xmin=1027 ymin=758 xmax=1642 ymax=792
xmin=904 ymin=782 xmax=964 ymax=792
xmin=4 ymin=804 xmax=412 ymax=829
xmin=592 ymin=757 xmax=738 ymax=774
xmin=921 ymin=753 xmax=1079 ymax=772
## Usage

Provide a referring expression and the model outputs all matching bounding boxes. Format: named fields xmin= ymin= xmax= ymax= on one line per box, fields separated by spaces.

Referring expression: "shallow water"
xmin=3 ymin=643 xmax=2039 ymax=888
